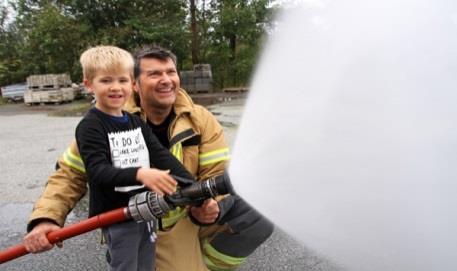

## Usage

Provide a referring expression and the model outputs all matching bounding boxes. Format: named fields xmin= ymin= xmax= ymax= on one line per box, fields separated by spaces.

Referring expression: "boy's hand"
xmin=136 ymin=168 xmax=177 ymax=195
xmin=23 ymin=221 xmax=62 ymax=253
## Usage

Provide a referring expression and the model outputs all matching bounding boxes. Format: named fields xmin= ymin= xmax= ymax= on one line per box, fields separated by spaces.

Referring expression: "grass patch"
xmin=48 ymin=99 xmax=92 ymax=117
xmin=0 ymin=97 xmax=7 ymax=105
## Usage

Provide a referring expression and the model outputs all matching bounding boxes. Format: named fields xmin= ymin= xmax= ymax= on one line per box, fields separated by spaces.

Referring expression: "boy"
xmin=76 ymin=45 xmax=195 ymax=270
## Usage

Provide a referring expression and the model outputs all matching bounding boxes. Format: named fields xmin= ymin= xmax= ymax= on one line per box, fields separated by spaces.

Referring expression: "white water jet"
xmin=229 ymin=0 xmax=457 ymax=270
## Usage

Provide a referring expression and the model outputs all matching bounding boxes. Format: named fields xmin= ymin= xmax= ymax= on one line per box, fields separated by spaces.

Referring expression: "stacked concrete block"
xmin=180 ymin=64 xmax=213 ymax=93
xmin=180 ymin=71 xmax=195 ymax=92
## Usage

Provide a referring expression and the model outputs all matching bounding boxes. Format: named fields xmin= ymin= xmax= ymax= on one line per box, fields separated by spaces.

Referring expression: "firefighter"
xmin=23 ymin=45 xmax=274 ymax=270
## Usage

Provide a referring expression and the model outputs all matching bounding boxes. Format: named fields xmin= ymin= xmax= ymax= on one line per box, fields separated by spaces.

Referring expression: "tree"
xmin=15 ymin=2 xmax=88 ymax=81
xmin=203 ymin=0 xmax=273 ymax=88
xmin=190 ymin=0 xmax=200 ymax=64
xmin=55 ymin=0 xmax=190 ymax=68
xmin=1 ymin=0 xmax=274 ymax=89
xmin=0 ymin=2 xmax=24 ymax=86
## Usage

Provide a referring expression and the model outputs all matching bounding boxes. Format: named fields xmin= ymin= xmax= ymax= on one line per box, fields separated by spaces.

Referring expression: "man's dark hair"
xmin=133 ymin=45 xmax=178 ymax=79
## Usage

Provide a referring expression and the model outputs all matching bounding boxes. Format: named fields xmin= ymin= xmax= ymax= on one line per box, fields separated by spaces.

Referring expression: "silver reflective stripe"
xmin=114 ymin=184 xmax=145 ymax=192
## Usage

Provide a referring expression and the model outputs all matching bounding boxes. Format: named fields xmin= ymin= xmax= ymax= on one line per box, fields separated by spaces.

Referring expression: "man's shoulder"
xmin=185 ymin=104 xmax=224 ymax=138
xmin=189 ymin=104 xmax=217 ymax=120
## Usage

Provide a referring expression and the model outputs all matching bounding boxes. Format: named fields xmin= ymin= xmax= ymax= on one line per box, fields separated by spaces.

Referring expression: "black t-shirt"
xmin=75 ymin=107 xmax=193 ymax=217
xmin=147 ymin=111 xmax=175 ymax=149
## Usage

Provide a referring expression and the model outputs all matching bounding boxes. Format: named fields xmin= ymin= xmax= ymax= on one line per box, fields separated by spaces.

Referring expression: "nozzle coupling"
xmin=127 ymin=191 xmax=170 ymax=222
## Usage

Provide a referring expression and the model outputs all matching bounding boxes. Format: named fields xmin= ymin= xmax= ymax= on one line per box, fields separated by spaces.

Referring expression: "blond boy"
xmin=76 ymin=46 xmax=195 ymax=270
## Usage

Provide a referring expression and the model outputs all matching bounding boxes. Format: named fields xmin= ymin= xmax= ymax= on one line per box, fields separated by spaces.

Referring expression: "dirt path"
xmin=0 ymin=101 xmax=88 ymax=116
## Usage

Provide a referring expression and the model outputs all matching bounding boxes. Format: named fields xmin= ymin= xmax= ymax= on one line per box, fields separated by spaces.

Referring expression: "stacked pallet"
xmin=24 ymin=73 xmax=76 ymax=105
xmin=27 ymin=74 xmax=72 ymax=90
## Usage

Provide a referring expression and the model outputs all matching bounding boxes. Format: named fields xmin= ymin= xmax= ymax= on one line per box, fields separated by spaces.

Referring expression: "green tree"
xmin=56 ymin=0 xmax=190 ymax=69
xmin=2 ymin=0 xmax=274 ymax=89
xmin=190 ymin=0 xmax=200 ymax=64
xmin=0 ymin=2 xmax=25 ymax=86
xmin=203 ymin=0 xmax=273 ymax=89
xmin=10 ymin=0 xmax=190 ymax=81
xmin=20 ymin=3 xmax=88 ymax=80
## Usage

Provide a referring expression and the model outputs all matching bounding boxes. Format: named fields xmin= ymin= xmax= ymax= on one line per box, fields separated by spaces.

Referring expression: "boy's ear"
xmin=132 ymin=80 xmax=139 ymax=93
xmin=83 ymin=79 xmax=94 ymax=94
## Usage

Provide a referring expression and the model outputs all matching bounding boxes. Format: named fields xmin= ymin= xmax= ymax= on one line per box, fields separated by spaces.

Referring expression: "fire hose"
xmin=0 ymin=172 xmax=233 ymax=264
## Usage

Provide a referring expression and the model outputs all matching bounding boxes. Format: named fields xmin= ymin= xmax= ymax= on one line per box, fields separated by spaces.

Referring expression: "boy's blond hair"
xmin=80 ymin=46 xmax=134 ymax=81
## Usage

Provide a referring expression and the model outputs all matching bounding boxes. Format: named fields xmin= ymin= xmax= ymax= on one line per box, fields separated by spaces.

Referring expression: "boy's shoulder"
xmin=123 ymin=110 xmax=143 ymax=124
xmin=76 ymin=108 xmax=102 ymax=132
xmin=78 ymin=107 xmax=103 ymax=125
xmin=77 ymin=108 xmax=143 ymax=129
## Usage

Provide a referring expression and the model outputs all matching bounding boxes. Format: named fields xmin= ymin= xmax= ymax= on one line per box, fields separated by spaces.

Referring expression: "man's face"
xmin=135 ymin=57 xmax=180 ymax=110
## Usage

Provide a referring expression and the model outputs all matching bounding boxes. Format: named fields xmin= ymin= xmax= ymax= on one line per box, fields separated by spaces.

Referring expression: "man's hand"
xmin=190 ymin=198 xmax=220 ymax=224
xmin=23 ymin=221 xmax=62 ymax=253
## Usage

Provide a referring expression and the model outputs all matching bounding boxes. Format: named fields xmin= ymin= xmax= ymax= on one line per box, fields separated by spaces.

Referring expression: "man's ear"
xmin=83 ymin=79 xmax=93 ymax=94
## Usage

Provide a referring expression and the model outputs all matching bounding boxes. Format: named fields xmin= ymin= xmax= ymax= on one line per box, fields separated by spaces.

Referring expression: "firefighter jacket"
xmin=27 ymin=89 xmax=232 ymax=270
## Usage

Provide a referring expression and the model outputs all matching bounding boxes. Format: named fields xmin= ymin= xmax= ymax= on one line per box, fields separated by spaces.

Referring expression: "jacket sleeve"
xmin=187 ymin=106 xmax=231 ymax=225
xmin=27 ymin=140 xmax=88 ymax=230
xmin=195 ymin=106 xmax=230 ymax=181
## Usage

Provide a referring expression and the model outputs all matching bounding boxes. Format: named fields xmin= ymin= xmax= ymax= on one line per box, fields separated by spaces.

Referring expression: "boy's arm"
xmin=76 ymin=119 xmax=139 ymax=187
xmin=77 ymin=117 xmax=176 ymax=196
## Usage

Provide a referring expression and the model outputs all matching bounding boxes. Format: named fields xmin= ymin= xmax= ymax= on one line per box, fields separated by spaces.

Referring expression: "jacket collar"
xmin=173 ymin=88 xmax=195 ymax=116
xmin=123 ymin=88 xmax=194 ymax=121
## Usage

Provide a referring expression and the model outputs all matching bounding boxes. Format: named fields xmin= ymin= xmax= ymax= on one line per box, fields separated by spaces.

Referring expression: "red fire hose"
xmin=0 ymin=207 xmax=127 ymax=264
xmin=0 ymin=173 xmax=230 ymax=265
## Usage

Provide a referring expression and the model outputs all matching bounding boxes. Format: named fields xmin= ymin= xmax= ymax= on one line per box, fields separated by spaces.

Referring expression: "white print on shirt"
xmin=108 ymin=127 xmax=149 ymax=192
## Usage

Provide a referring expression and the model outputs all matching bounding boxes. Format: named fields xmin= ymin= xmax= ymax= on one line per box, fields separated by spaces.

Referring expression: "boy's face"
xmin=84 ymin=70 xmax=134 ymax=116
xmin=134 ymin=57 xmax=180 ymax=111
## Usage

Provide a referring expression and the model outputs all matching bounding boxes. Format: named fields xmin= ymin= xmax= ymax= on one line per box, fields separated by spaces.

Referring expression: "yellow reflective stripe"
xmin=199 ymin=148 xmax=230 ymax=166
xmin=177 ymin=143 xmax=183 ymax=161
xmin=170 ymin=143 xmax=183 ymax=162
xmin=203 ymin=257 xmax=231 ymax=271
xmin=161 ymin=207 xmax=187 ymax=229
xmin=162 ymin=143 xmax=185 ymax=228
xmin=170 ymin=145 xmax=176 ymax=157
xmin=62 ymin=148 xmax=86 ymax=173
xmin=202 ymin=238 xmax=245 ymax=270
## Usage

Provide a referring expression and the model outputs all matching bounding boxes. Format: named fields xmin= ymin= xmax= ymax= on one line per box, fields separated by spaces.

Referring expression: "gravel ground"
xmin=0 ymin=101 xmax=341 ymax=270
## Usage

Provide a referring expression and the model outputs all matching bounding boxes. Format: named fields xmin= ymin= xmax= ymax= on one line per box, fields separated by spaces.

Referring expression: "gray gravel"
xmin=0 ymin=102 xmax=341 ymax=270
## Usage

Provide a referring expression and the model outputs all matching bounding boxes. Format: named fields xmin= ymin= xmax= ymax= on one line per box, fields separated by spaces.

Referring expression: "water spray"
xmin=0 ymin=172 xmax=233 ymax=264
xmin=229 ymin=0 xmax=457 ymax=270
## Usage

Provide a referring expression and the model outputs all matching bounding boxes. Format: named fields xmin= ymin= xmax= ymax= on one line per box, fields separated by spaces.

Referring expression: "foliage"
xmin=0 ymin=2 xmax=24 ymax=85
xmin=203 ymin=0 xmax=273 ymax=88
xmin=19 ymin=3 xmax=88 ymax=80
xmin=0 ymin=0 xmax=274 ymax=89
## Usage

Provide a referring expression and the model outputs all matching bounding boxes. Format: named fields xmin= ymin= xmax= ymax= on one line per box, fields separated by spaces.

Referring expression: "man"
xmin=24 ymin=46 xmax=274 ymax=271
